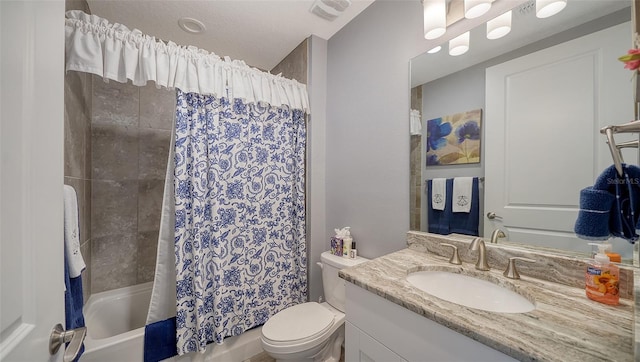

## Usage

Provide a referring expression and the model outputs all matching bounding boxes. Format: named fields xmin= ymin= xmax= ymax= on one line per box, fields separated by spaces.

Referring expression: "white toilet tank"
xmin=320 ymin=251 xmax=369 ymax=312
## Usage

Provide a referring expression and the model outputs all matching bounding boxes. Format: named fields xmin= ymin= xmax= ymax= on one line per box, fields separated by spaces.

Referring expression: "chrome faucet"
xmin=490 ymin=229 xmax=506 ymax=244
xmin=469 ymin=237 xmax=490 ymax=271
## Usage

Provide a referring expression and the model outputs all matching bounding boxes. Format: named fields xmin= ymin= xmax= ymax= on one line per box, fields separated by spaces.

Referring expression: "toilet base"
xmin=267 ymin=325 xmax=344 ymax=362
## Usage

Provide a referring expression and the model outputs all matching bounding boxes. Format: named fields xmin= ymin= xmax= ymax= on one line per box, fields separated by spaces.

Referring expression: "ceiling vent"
xmin=310 ymin=0 xmax=352 ymax=21
xmin=517 ymin=0 xmax=536 ymax=16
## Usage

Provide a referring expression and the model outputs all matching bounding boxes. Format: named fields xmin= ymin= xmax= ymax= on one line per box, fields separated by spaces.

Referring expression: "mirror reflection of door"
xmin=485 ymin=22 xmax=636 ymax=259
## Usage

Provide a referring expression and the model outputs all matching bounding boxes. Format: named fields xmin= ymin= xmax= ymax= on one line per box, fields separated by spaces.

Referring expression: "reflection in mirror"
xmin=410 ymin=0 xmax=639 ymax=265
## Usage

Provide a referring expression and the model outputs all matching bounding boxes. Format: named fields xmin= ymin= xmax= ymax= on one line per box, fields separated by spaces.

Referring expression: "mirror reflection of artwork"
xmin=426 ymin=109 xmax=482 ymax=166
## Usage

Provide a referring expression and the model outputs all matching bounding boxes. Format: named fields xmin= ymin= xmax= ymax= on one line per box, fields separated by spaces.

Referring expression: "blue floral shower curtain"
xmin=173 ymin=89 xmax=307 ymax=354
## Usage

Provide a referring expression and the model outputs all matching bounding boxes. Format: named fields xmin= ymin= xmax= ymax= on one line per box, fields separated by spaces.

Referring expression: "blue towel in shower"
xmin=575 ymin=164 xmax=640 ymax=243
xmin=64 ymin=253 xmax=85 ymax=362
xmin=450 ymin=177 xmax=480 ymax=236
xmin=144 ymin=318 xmax=177 ymax=362
xmin=427 ymin=179 xmax=451 ymax=235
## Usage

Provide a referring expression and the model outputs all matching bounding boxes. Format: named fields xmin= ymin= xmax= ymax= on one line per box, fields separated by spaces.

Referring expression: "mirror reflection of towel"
xmin=450 ymin=178 xmax=479 ymax=236
xmin=427 ymin=178 xmax=479 ymax=237
xmin=428 ymin=179 xmax=451 ymax=235
xmin=452 ymin=177 xmax=473 ymax=213
xmin=431 ymin=178 xmax=446 ymax=211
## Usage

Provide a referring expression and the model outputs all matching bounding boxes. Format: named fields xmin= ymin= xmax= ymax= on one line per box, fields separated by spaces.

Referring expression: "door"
xmin=1 ymin=1 xmax=65 ymax=361
xmin=485 ymin=22 xmax=636 ymax=255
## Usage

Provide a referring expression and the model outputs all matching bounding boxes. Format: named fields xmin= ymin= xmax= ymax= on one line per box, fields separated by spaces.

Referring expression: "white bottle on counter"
xmin=342 ymin=227 xmax=352 ymax=258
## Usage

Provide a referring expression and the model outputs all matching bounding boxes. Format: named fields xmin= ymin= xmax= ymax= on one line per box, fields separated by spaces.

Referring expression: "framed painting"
xmin=426 ymin=109 xmax=482 ymax=166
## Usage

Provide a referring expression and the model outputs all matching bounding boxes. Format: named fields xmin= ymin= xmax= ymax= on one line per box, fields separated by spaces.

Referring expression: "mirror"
xmin=410 ymin=0 xmax=639 ymax=265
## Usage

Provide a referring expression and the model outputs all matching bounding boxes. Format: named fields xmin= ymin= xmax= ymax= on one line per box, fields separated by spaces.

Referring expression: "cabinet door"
xmin=346 ymin=321 xmax=407 ymax=362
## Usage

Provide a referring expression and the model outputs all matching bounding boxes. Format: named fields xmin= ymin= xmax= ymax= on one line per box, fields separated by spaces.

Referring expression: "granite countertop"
xmin=339 ymin=248 xmax=634 ymax=362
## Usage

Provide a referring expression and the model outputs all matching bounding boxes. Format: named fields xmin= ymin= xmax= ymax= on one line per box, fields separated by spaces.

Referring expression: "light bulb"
xmin=427 ymin=46 xmax=442 ymax=54
xmin=449 ymin=32 xmax=470 ymax=56
xmin=423 ymin=0 xmax=447 ymax=40
xmin=486 ymin=11 xmax=512 ymax=40
xmin=536 ymin=0 xmax=567 ymax=19
xmin=464 ymin=0 xmax=491 ymax=19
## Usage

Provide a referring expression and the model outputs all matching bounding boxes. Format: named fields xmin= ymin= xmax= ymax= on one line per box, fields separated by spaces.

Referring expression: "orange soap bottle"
xmin=585 ymin=243 xmax=619 ymax=305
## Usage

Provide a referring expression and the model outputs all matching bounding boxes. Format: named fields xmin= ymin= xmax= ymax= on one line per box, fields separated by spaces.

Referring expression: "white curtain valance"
xmin=64 ymin=11 xmax=310 ymax=113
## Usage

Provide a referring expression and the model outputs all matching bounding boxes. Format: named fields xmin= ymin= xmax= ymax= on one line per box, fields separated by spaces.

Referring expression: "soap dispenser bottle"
xmin=585 ymin=243 xmax=620 ymax=305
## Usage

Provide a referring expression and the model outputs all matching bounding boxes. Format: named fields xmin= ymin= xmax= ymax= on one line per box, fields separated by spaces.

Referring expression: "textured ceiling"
xmin=87 ymin=0 xmax=375 ymax=71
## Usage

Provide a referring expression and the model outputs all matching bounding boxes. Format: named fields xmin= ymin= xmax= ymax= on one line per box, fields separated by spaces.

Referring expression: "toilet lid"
xmin=262 ymin=302 xmax=335 ymax=343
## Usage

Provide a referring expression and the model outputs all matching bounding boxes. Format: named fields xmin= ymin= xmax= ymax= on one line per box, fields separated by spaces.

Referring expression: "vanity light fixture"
xmin=427 ymin=45 xmax=442 ymax=54
xmin=449 ymin=31 xmax=470 ymax=56
xmin=464 ymin=0 xmax=492 ymax=19
xmin=535 ymin=0 xmax=567 ymax=19
xmin=486 ymin=10 xmax=512 ymax=39
xmin=423 ymin=0 xmax=447 ymax=40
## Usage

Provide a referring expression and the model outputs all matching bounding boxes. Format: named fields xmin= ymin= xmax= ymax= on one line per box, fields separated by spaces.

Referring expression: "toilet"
xmin=260 ymin=251 xmax=369 ymax=362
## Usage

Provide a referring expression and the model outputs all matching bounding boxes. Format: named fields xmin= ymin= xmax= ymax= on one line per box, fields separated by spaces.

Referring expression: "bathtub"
xmin=81 ymin=282 xmax=264 ymax=362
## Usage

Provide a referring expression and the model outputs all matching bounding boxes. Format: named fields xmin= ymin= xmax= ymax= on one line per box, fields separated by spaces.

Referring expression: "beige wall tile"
xmin=92 ymin=233 xmax=138 ymax=293
xmin=139 ymin=129 xmax=171 ymax=180
xmin=91 ymin=180 xmax=138 ymax=239
xmin=140 ymin=86 xmax=176 ymax=130
xmin=270 ymin=38 xmax=308 ymax=84
xmin=92 ymin=124 xmax=139 ymax=180
xmin=138 ymin=179 xmax=165 ymax=232
xmin=137 ymin=230 xmax=159 ymax=283
xmin=92 ymin=76 xmax=139 ymax=127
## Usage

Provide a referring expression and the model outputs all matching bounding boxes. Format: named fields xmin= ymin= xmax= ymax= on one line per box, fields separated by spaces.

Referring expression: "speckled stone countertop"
xmin=339 ymin=246 xmax=634 ymax=361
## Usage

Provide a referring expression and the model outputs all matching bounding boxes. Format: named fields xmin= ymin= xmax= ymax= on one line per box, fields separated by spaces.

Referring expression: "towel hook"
xmin=604 ymin=128 xmax=624 ymax=176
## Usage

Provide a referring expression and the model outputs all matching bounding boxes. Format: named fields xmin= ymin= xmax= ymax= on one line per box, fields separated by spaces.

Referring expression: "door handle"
xmin=487 ymin=212 xmax=502 ymax=220
xmin=49 ymin=323 xmax=87 ymax=362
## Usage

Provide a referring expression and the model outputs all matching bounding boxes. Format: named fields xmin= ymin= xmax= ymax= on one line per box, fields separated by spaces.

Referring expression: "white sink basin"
xmin=407 ymin=270 xmax=535 ymax=313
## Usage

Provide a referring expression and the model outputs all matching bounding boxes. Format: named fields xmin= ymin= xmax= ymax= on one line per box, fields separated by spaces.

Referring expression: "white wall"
xmin=308 ymin=35 xmax=328 ymax=303
xmin=325 ymin=1 xmax=431 ymax=258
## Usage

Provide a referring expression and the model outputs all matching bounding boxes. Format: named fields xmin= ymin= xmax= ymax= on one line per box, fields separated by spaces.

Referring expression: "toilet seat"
xmin=261 ymin=302 xmax=335 ymax=347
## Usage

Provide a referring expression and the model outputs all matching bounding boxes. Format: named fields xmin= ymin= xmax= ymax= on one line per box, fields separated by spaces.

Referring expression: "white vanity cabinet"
xmin=344 ymin=283 xmax=517 ymax=362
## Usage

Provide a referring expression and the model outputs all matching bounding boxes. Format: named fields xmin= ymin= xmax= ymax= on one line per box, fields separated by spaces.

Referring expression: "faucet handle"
xmin=503 ymin=257 xmax=536 ymax=279
xmin=439 ymin=243 xmax=462 ymax=265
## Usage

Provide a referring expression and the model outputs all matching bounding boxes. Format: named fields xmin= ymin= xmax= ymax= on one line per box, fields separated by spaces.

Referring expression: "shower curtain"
xmin=63 ymin=10 xmax=310 ymax=362
xmin=172 ymin=90 xmax=307 ymax=354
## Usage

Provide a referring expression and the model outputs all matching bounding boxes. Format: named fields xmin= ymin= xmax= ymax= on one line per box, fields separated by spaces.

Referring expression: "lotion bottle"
xmin=342 ymin=227 xmax=352 ymax=258
xmin=585 ymin=243 xmax=620 ymax=305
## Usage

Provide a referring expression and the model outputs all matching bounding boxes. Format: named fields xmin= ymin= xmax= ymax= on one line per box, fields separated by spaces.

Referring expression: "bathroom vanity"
xmin=340 ymin=232 xmax=635 ymax=361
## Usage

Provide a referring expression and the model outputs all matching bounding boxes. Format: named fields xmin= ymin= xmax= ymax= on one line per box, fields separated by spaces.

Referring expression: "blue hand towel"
xmin=144 ymin=318 xmax=177 ymax=362
xmin=64 ymin=253 xmax=85 ymax=362
xmin=450 ymin=177 xmax=479 ymax=236
xmin=427 ymin=179 xmax=451 ymax=235
xmin=575 ymin=164 xmax=640 ymax=243
xmin=574 ymin=188 xmax=615 ymax=240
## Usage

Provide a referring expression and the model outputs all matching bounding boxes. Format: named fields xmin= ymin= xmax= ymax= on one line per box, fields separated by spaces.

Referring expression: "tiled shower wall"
xmin=91 ymin=77 xmax=175 ymax=293
xmin=271 ymin=38 xmax=308 ymax=84
xmin=410 ymin=86 xmax=422 ymax=231
xmin=64 ymin=0 xmax=92 ymax=303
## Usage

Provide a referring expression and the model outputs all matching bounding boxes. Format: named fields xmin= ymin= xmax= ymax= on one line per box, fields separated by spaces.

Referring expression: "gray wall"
xmin=90 ymin=78 xmax=174 ymax=293
xmin=326 ymin=1 xmax=429 ymax=258
xmin=420 ymin=67 xmax=486 ymax=233
xmin=308 ymin=35 xmax=328 ymax=303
